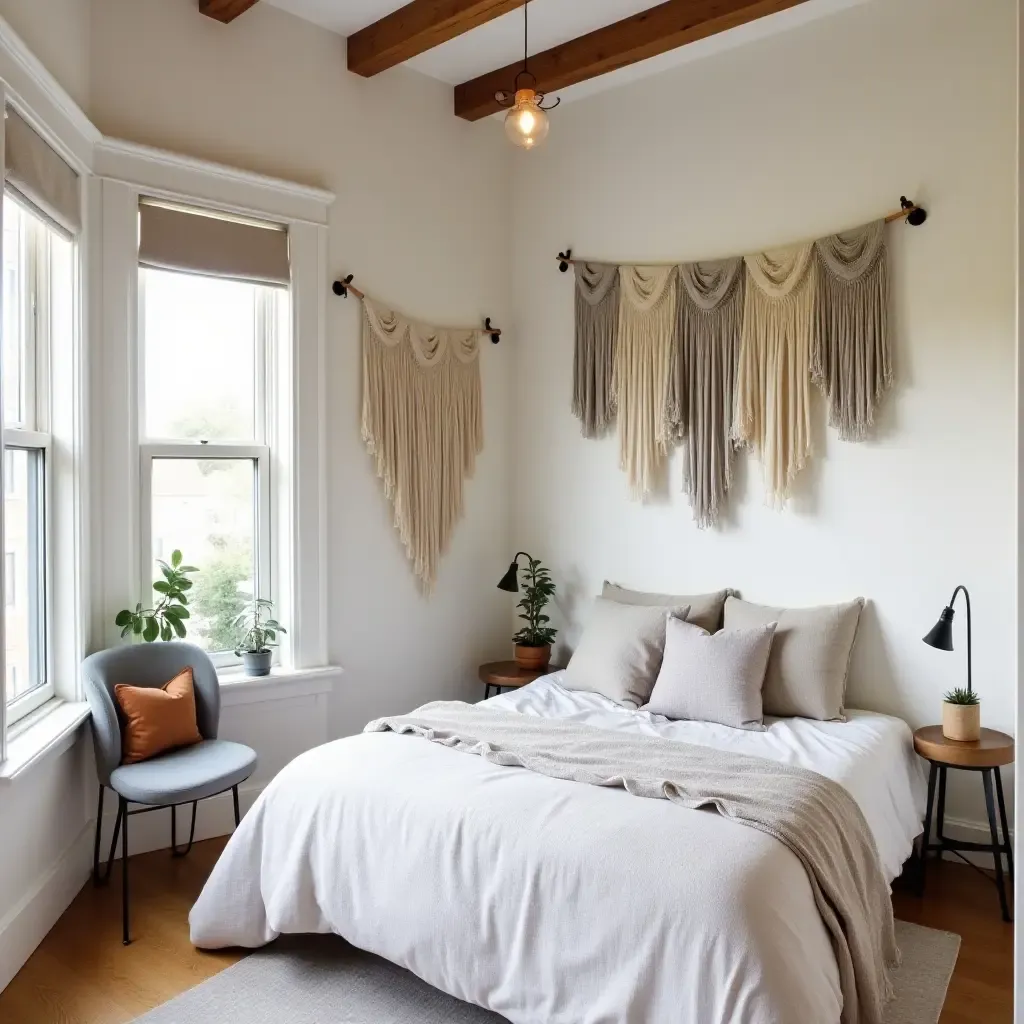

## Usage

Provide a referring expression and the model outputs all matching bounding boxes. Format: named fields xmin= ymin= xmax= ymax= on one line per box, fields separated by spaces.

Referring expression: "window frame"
xmin=3 ymin=195 xmax=57 ymax=723
xmin=136 ymin=269 xmax=279 ymax=669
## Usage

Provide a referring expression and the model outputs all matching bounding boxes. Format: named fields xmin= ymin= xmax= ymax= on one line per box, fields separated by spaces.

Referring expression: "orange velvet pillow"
xmin=114 ymin=667 xmax=203 ymax=765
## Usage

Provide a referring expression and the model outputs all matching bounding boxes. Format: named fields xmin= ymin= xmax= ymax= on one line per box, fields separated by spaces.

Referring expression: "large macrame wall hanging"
xmin=360 ymin=297 xmax=483 ymax=591
xmin=562 ymin=199 xmax=918 ymax=527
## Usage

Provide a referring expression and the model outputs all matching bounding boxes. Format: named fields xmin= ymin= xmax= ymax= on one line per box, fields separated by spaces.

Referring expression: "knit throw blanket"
xmin=735 ymin=244 xmax=817 ymax=506
xmin=572 ymin=262 xmax=620 ymax=439
xmin=813 ymin=220 xmax=891 ymax=441
xmin=668 ymin=258 xmax=745 ymax=528
xmin=366 ymin=702 xmax=899 ymax=1024
xmin=614 ymin=265 xmax=677 ymax=500
xmin=361 ymin=298 xmax=482 ymax=591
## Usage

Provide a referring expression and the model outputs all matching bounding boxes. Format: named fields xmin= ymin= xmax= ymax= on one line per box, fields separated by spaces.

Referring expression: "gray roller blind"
xmin=5 ymin=108 xmax=81 ymax=236
xmin=138 ymin=200 xmax=290 ymax=287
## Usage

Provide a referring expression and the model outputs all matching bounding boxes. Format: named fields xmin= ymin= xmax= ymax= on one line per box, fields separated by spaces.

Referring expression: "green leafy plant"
xmin=114 ymin=550 xmax=197 ymax=643
xmin=233 ymin=598 xmax=287 ymax=655
xmin=512 ymin=557 xmax=557 ymax=648
xmin=943 ymin=687 xmax=980 ymax=706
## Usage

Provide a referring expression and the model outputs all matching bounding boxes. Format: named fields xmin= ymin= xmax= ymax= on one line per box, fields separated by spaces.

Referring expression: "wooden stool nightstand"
xmin=913 ymin=725 xmax=1014 ymax=921
xmin=478 ymin=661 xmax=562 ymax=700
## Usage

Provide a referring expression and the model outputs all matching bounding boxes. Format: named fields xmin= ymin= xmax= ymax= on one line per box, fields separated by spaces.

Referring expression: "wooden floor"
xmin=0 ymin=839 xmax=1012 ymax=1023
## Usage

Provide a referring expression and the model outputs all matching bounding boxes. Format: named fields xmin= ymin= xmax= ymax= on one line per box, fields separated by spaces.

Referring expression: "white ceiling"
xmin=264 ymin=0 xmax=867 ymax=104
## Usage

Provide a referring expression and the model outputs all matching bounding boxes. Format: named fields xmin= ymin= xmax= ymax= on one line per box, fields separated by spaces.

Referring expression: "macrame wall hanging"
xmin=558 ymin=197 xmax=921 ymax=527
xmin=334 ymin=276 xmax=501 ymax=592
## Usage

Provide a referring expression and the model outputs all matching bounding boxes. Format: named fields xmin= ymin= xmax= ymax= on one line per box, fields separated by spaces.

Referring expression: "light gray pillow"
xmin=602 ymin=581 xmax=734 ymax=633
xmin=641 ymin=618 xmax=776 ymax=730
xmin=723 ymin=596 xmax=865 ymax=721
xmin=564 ymin=597 xmax=691 ymax=708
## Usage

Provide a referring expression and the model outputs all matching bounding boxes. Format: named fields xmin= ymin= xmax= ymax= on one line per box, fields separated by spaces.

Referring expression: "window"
xmin=2 ymin=195 xmax=70 ymax=720
xmin=139 ymin=265 xmax=286 ymax=665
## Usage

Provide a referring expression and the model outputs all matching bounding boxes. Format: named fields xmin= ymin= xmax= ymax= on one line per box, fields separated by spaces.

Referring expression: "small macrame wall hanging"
xmin=561 ymin=198 xmax=920 ymax=528
xmin=334 ymin=276 xmax=501 ymax=591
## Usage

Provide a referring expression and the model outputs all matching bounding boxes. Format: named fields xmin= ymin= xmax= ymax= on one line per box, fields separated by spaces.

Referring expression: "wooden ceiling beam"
xmin=199 ymin=0 xmax=260 ymax=23
xmin=349 ymin=0 xmax=530 ymax=78
xmin=455 ymin=0 xmax=811 ymax=121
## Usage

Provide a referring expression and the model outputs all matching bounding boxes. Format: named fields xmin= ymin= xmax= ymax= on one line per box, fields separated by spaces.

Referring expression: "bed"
xmin=190 ymin=671 xmax=927 ymax=1024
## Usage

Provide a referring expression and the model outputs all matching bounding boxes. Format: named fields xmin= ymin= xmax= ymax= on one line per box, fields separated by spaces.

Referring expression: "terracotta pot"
xmin=942 ymin=701 xmax=981 ymax=742
xmin=514 ymin=644 xmax=551 ymax=672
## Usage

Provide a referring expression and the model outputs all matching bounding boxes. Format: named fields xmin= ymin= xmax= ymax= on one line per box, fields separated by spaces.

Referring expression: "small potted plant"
xmin=114 ymin=550 xmax=197 ymax=642
xmin=512 ymin=556 xmax=557 ymax=671
xmin=942 ymin=687 xmax=981 ymax=742
xmin=233 ymin=598 xmax=286 ymax=677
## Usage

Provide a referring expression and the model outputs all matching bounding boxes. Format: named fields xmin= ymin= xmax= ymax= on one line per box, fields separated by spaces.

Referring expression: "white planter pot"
xmin=942 ymin=701 xmax=981 ymax=742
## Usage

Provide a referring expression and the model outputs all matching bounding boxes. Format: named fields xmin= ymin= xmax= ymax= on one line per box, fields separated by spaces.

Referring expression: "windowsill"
xmin=218 ymin=664 xmax=342 ymax=706
xmin=0 ymin=698 xmax=91 ymax=783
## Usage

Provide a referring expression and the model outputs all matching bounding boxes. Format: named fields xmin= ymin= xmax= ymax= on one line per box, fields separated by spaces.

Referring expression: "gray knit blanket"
xmin=365 ymin=702 xmax=898 ymax=1024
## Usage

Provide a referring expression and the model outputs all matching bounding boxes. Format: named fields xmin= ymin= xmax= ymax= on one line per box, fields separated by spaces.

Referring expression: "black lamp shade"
xmin=497 ymin=562 xmax=520 ymax=593
xmin=922 ymin=606 xmax=955 ymax=651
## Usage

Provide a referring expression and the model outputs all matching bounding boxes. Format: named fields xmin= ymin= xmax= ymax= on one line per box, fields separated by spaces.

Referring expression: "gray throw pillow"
xmin=723 ymin=596 xmax=865 ymax=721
xmin=564 ymin=597 xmax=691 ymax=708
xmin=602 ymin=581 xmax=734 ymax=633
xmin=641 ymin=618 xmax=776 ymax=730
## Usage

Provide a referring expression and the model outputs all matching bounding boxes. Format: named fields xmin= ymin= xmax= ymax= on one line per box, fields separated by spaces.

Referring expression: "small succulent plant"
xmin=943 ymin=687 xmax=980 ymax=706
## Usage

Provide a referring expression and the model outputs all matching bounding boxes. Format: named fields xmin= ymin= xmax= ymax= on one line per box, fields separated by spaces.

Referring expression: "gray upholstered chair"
xmin=82 ymin=641 xmax=257 ymax=945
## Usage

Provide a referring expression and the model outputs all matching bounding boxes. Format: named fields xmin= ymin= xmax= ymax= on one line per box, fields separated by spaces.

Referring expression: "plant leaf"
xmin=171 ymin=550 xmax=182 ymax=568
xmin=114 ymin=609 xmax=132 ymax=627
xmin=143 ymin=617 xmax=159 ymax=643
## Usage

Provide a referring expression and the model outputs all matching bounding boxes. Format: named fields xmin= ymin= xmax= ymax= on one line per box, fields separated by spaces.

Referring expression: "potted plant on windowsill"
xmin=233 ymin=598 xmax=286 ymax=677
xmin=942 ymin=687 xmax=981 ymax=742
xmin=501 ymin=554 xmax=557 ymax=671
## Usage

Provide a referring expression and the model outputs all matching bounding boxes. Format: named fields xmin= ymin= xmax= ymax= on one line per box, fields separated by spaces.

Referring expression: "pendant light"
xmin=495 ymin=3 xmax=559 ymax=150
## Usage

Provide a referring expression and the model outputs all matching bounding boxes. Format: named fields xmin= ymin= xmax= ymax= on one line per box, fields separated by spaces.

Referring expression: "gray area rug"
xmin=135 ymin=920 xmax=959 ymax=1024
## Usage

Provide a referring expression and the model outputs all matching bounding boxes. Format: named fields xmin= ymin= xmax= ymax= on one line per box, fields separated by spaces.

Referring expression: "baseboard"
xmin=0 ymin=825 xmax=92 ymax=993
xmin=95 ymin=778 xmax=266 ymax=861
xmin=938 ymin=815 xmax=1014 ymax=868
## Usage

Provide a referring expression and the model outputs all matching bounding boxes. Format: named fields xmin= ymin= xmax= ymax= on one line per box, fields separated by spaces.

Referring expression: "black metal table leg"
xmin=935 ymin=766 xmax=947 ymax=859
xmin=982 ymin=768 xmax=1012 ymax=922
xmin=121 ymin=797 xmax=131 ymax=945
xmin=995 ymin=767 xmax=1013 ymax=882
xmin=233 ymin=785 xmax=241 ymax=827
xmin=918 ymin=761 xmax=938 ymax=896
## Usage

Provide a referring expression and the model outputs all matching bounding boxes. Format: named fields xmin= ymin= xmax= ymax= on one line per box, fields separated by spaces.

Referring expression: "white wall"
xmin=88 ymin=0 xmax=514 ymax=737
xmin=510 ymin=0 xmax=1017 ymax=830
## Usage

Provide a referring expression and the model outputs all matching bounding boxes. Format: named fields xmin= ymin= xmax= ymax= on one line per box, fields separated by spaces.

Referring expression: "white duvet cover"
xmin=190 ymin=673 xmax=926 ymax=1024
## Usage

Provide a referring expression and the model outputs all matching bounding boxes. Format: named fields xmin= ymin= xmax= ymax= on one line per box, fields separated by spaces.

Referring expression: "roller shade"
xmin=138 ymin=200 xmax=290 ymax=287
xmin=5 ymin=108 xmax=81 ymax=236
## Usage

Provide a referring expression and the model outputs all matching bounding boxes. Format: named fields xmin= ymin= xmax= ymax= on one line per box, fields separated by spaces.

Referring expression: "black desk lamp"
xmin=497 ymin=552 xmax=533 ymax=593
xmin=922 ymin=585 xmax=972 ymax=694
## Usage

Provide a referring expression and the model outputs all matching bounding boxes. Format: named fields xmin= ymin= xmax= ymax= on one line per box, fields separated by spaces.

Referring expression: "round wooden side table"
xmin=478 ymin=661 xmax=562 ymax=700
xmin=913 ymin=725 xmax=1014 ymax=921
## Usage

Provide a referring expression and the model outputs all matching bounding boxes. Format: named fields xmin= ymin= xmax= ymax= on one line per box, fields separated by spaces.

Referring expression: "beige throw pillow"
xmin=642 ymin=618 xmax=776 ymax=731
xmin=723 ymin=596 xmax=864 ymax=721
xmin=602 ymin=581 xmax=733 ymax=633
xmin=564 ymin=597 xmax=691 ymax=708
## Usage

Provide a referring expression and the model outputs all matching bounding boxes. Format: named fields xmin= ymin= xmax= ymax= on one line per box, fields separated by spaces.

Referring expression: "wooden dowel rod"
xmin=556 ymin=202 xmax=926 ymax=268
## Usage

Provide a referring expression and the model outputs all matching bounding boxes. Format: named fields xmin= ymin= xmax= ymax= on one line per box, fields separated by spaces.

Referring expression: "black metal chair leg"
xmin=982 ymin=769 xmax=1012 ymax=923
xmin=995 ymin=767 xmax=1013 ymax=882
xmin=232 ymin=785 xmax=241 ymax=827
xmin=94 ymin=796 xmax=124 ymax=887
xmin=92 ymin=785 xmax=105 ymax=884
xmin=918 ymin=761 xmax=938 ymax=896
xmin=121 ymin=797 xmax=131 ymax=945
xmin=935 ymin=766 xmax=947 ymax=859
xmin=171 ymin=802 xmax=198 ymax=858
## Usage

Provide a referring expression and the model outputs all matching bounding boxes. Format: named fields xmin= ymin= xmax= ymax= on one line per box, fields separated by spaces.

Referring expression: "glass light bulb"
xmin=504 ymin=88 xmax=550 ymax=150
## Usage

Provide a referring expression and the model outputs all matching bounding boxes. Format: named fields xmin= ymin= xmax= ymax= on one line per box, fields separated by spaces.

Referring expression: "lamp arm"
xmin=949 ymin=585 xmax=972 ymax=694
xmin=511 ymin=551 xmax=534 ymax=566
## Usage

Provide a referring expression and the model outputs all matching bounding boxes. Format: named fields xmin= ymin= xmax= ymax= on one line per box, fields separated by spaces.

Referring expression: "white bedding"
xmin=190 ymin=673 xmax=926 ymax=1024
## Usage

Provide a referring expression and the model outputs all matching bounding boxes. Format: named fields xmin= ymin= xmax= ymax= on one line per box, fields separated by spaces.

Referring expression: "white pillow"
xmin=641 ymin=617 xmax=776 ymax=730
xmin=564 ymin=597 xmax=690 ymax=707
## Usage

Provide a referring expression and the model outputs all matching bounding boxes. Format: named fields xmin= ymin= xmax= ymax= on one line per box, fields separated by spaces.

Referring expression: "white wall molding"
xmin=93 ymin=139 xmax=335 ymax=227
